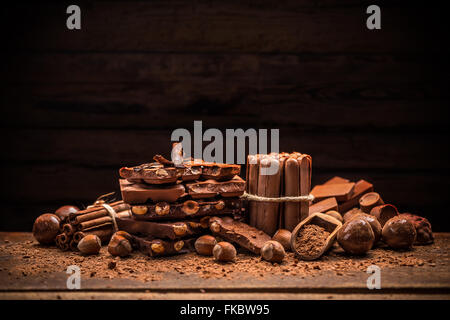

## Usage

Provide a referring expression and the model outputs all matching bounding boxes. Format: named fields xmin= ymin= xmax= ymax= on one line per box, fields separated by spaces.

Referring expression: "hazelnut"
xmin=174 ymin=240 xmax=185 ymax=251
xmin=200 ymin=216 xmax=211 ymax=228
xmin=370 ymin=204 xmax=398 ymax=227
xmin=337 ymin=218 xmax=375 ymax=255
xmin=77 ymin=234 xmax=101 ymax=255
xmin=325 ymin=210 xmax=343 ymax=223
xmin=382 ymin=216 xmax=416 ymax=249
xmin=343 ymin=208 xmax=364 ymax=223
xmin=359 ymin=192 xmax=384 ymax=213
xmin=215 ymin=200 xmax=225 ymax=210
xmin=213 ymin=241 xmax=236 ymax=262
xmin=156 ymin=168 xmax=169 ymax=177
xmin=194 ymin=235 xmax=217 ymax=256
xmin=272 ymin=229 xmax=292 ymax=251
xmin=32 ymin=213 xmax=61 ymax=245
xmin=151 ymin=242 xmax=165 ymax=254
xmin=261 ymin=240 xmax=285 ymax=263
xmin=182 ymin=200 xmax=199 ymax=215
xmin=155 ymin=202 xmax=170 ymax=216
xmin=173 ymin=223 xmax=188 ymax=236
xmin=398 ymin=213 xmax=433 ymax=245
xmin=210 ymin=221 xmax=221 ymax=233
xmin=55 ymin=205 xmax=79 ymax=222
xmin=108 ymin=234 xmax=132 ymax=257
xmin=132 ymin=206 xmax=148 ymax=215
xmin=350 ymin=213 xmax=382 ymax=244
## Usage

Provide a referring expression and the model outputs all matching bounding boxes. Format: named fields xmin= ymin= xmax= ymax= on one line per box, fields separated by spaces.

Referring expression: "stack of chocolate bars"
xmin=118 ymin=154 xmax=246 ymax=257
xmin=309 ymin=176 xmax=374 ymax=215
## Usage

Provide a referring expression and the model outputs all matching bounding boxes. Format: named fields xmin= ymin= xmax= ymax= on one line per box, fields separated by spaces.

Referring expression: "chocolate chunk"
xmin=311 ymin=182 xmax=355 ymax=202
xmin=120 ymin=179 xmax=186 ymax=204
xmin=338 ymin=180 xmax=374 ymax=213
xmin=130 ymin=198 xmax=244 ymax=221
xmin=201 ymin=162 xmax=240 ymax=181
xmin=309 ymin=197 xmax=338 ymax=215
xmin=323 ymin=176 xmax=351 ymax=185
xmin=119 ymin=163 xmax=180 ymax=184
xmin=185 ymin=176 xmax=245 ymax=199
xmin=116 ymin=218 xmax=207 ymax=240
xmin=132 ymin=236 xmax=196 ymax=257
xmin=209 ymin=216 xmax=271 ymax=254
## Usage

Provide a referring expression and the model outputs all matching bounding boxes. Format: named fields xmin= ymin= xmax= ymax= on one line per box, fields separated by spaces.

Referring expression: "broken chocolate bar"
xmin=209 ymin=216 xmax=271 ymax=254
xmin=116 ymin=218 xmax=207 ymax=240
xmin=130 ymin=198 xmax=244 ymax=221
xmin=119 ymin=162 xmax=180 ymax=184
xmin=120 ymin=179 xmax=186 ymax=204
xmin=132 ymin=236 xmax=196 ymax=257
xmin=309 ymin=197 xmax=338 ymax=215
xmin=338 ymin=180 xmax=374 ymax=213
xmin=323 ymin=176 xmax=351 ymax=185
xmin=311 ymin=182 xmax=355 ymax=202
xmin=201 ymin=162 xmax=241 ymax=181
xmin=185 ymin=176 xmax=245 ymax=199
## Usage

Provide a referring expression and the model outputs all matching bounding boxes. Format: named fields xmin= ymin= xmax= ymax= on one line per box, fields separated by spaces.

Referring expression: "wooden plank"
xmin=0 ymin=1 xmax=428 ymax=53
xmin=1 ymin=129 xmax=449 ymax=169
xmin=0 ymin=232 xmax=449 ymax=294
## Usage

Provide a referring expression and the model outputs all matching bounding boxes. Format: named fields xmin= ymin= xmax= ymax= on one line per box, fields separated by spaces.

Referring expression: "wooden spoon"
xmin=290 ymin=212 xmax=342 ymax=260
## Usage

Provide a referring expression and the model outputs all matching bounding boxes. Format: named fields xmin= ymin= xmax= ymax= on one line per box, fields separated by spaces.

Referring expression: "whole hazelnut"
xmin=272 ymin=229 xmax=292 ymax=251
xmin=108 ymin=234 xmax=132 ymax=257
xmin=55 ymin=205 xmax=79 ymax=222
xmin=325 ymin=210 xmax=343 ymax=223
xmin=195 ymin=235 xmax=217 ymax=256
xmin=350 ymin=213 xmax=382 ymax=244
xmin=343 ymin=208 xmax=364 ymax=223
xmin=337 ymin=218 xmax=375 ymax=255
xmin=213 ymin=241 xmax=236 ymax=262
xmin=370 ymin=204 xmax=398 ymax=227
xmin=77 ymin=234 xmax=101 ymax=255
xmin=261 ymin=240 xmax=285 ymax=263
xmin=382 ymin=216 xmax=416 ymax=249
xmin=398 ymin=213 xmax=433 ymax=245
xmin=32 ymin=213 xmax=61 ymax=245
xmin=359 ymin=192 xmax=384 ymax=213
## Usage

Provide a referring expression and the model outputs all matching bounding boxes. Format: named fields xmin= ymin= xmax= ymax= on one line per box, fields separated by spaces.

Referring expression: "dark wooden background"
xmin=0 ymin=1 xmax=449 ymax=231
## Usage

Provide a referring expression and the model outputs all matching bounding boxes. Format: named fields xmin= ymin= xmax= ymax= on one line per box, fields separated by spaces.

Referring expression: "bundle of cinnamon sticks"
xmin=55 ymin=200 xmax=131 ymax=251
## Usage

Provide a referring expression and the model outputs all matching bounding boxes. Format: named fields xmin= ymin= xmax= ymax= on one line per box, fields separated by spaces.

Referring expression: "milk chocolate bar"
xmin=209 ymin=216 xmax=271 ymax=254
xmin=119 ymin=162 xmax=180 ymax=184
xmin=338 ymin=179 xmax=374 ymax=212
xmin=323 ymin=176 xmax=350 ymax=185
xmin=120 ymin=179 xmax=186 ymax=204
xmin=130 ymin=198 xmax=244 ymax=221
xmin=309 ymin=197 xmax=338 ymax=215
xmin=116 ymin=218 xmax=207 ymax=240
xmin=201 ymin=162 xmax=241 ymax=181
xmin=185 ymin=176 xmax=245 ymax=199
xmin=132 ymin=235 xmax=196 ymax=257
xmin=311 ymin=182 xmax=355 ymax=202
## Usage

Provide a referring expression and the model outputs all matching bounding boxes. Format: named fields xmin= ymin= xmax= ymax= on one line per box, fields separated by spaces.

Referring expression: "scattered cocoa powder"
xmin=294 ymin=224 xmax=330 ymax=258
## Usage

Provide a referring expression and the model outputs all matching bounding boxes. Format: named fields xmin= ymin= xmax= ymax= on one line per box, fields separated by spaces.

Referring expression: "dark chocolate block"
xmin=338 ymin=179 xmax=374 ymax=212
xmin=132 ymin=236 xmax=196 ymax=257
xmin=117 ymin=218 xmax=207 ymax=240
xmin=209 ymin=216 xmax=271 ymax=254
xmin=120 ymin=179 xmax=186 ymax=204
xmin=309 ymin=197 xmax=338 ymax=215
xmin=130 ymin=198 xmax=245 ymax=221
xmin=186 ymin=176 xmax=245 ymax=199
xmin=201 ymin=162 xmax=241 ymax=181
xmin=311 ymin=182 xmax=355 ymax=202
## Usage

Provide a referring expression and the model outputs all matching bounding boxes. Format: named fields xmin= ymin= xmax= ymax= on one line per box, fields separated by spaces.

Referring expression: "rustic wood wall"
xmin=1 ymin=1 xmax=449 ymax=231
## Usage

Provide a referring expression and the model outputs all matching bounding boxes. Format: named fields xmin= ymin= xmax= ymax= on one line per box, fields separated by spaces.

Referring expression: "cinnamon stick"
xmin=77 ymin=209 xmax=131 ymax=231
xmin=70 ymin=201 xmax=130 ymax=225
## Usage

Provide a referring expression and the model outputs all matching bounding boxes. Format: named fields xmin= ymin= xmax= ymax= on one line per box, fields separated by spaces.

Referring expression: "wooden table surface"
xmin=0 ymin=232 xmax=449 ymax=300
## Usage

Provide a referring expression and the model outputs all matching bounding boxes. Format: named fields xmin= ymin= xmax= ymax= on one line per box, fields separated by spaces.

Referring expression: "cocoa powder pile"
xmin=294 ymin=224 xmax=330 ymax=258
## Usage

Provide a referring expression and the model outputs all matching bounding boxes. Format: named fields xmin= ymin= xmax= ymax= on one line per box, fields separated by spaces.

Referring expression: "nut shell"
xmin=382 ymin=216 xmax=416 ymax=249
xmin=32 ymin=213 xmax=61 ymax=245
xmin=325 ymin=210 xmax=343 ymax=223
xmin=337 ymin=218 xmax=375 ymax=255
xmin=272 ymin=229 xmax=292 ymax=251
xmin=261 ymin=240 xmax=285 ymax=263
xmin=77 ymin=234 xmax=101 ymax=255
xmin=359 ymin=192 xmax=384 ymax=213
xmin=195 ymin=235 xmax=217 ymax=256
xmin=213 ymin=241 xmax=236 ymax=262
xmin=370 ymin=204 xmax=398 ymax=227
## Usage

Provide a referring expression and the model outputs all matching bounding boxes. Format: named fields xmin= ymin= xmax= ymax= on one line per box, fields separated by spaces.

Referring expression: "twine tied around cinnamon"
xmin=87 ymin=192 xmax=119 ymax=232
xmin=240 ymin=191 xmax=315 ymax=203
